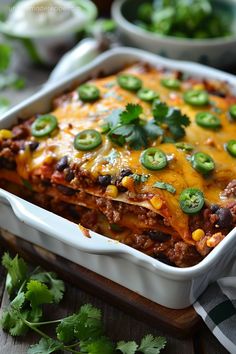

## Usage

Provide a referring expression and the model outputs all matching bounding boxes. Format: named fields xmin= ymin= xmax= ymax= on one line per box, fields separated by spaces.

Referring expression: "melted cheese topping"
xmin=14 ymin=63 xmax=236 ymax=240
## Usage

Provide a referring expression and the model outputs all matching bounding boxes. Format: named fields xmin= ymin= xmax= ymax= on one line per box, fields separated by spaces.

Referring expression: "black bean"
xmin=216 ymin=208 xmax=233 ymax=228
xmin=65 ymin=169 xmax=75 ymax=182
xmin=145 ymin=230 xmax=171 ymax=242
xmin=29 ymin=141 xmax=39 ymax=151
xmin=210 ymin=204 xmax=220 ymax=213
xmin=120 ymin=168 xmax=133 ymax=178
xmin=56 ymin=156 xmax=68 ymax=172
xmin=154 ymin=253 xmax=174 ymax=266
xmin=56 ymin=184 xmax=76 ymax=196
xmin=98 ymin=175 xmax=111 ymax=187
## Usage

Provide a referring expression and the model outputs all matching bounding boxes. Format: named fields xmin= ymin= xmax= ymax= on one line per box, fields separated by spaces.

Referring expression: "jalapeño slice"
xmin=226 ymin=140 xmax=236 ymax=157
xmin=175 ymin=142 xmax=194 ymax=152
xmin=161 ymin=78 xmax=181 ymax=90
xmin=191 ymin=152 xmax=215 ymax=174
xmin=137 ymin=88 xmax=159 ymax=102
xmin=31 ymin=114 xmax=58 ymax=137
xmin=78 ymin=84 xmax=100 ymax=102
xmin=229 ymin=104 xmax=236 ymax=120
xmin=74 ymin=129 xmax=102 ymax=151
xmin=179 ymin=188 xmax=204 ymax=214
xmin=140 ymin=147 xmax=167 ymax=171
xmin=117 ymin=74 xmax=142 ymax=91
xmin=183 ymin=90 xmax=209 ymax=106
xmin=195 ymin=112 xmax=221 ymax=129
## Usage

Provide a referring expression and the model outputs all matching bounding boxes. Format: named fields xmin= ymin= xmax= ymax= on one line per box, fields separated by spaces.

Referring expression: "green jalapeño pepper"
xmin=226 ymin=140 xmax=236 ymax=157
xmin=161 ymin=78 xmax=181 ymax=90
xmin=229 ymin=104 xmax=236 ymax=120
xmin=31 ymin=114 xmax=58 ymax=137
xmin=78 ymin=84 xmax=100 ymax=102
xmin=183 ymin=90 xmax=209 ymax=106
xmin=117 ymin=74 xmax=142 ymax=91
xmin=195 ymin=112 xmax=221 ymax=129
xmin=179 ymin=188 xmax=205 ymax=214
xmin=74 ymin=129 xmax=102 ymax=151
xmin=140 ymin=147 xmax=167 ymax=170
xmin=191 ymin=152 xmax=215 ymax=174
xmin=137 ymin=88 xmax=159 ymax=102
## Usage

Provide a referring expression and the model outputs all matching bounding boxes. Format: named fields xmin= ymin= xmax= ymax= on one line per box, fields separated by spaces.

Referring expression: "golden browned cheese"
xmin=4 ymin=63 xmax=236 ymax=243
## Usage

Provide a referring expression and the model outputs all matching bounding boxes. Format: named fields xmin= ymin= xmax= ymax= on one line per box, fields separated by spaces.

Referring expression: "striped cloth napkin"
xmin=194 ymin=260 xmax=236 ymax=354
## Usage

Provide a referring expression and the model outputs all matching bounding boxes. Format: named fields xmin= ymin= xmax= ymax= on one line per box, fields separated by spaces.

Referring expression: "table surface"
xmin=0 ymin=58 xmax=230 ymax=354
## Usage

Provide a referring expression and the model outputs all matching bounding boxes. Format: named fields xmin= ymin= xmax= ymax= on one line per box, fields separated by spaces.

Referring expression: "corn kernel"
xmin=106 ymin=185 xmax=118 ymax=198
xmin=150 ymin=196 xmax=163 ymax=209
xmin=0 ymin=129 xmax=13 ymax=140
xmin=193 ymin=84 xmax=204 ymax=91
xmin=121 ymin=176 xmax=134 ymax=191
xmin=192 ymin=229 xmax=205 ymax=242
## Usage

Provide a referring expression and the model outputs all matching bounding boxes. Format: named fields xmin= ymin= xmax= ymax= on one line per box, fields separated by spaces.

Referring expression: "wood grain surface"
xmin=0 ymin=229 xmax=200 ymax=338
xmin=0 ymin=230 xmax=229 ymax=354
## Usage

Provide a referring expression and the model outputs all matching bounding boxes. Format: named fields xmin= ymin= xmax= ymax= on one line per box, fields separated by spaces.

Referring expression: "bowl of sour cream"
xmin=0 ymin=0 xmax=97 ymax=66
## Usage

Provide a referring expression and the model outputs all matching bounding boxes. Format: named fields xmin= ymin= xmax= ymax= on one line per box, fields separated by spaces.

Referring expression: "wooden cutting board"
xmin=0 ymin=228 xmax=201 ymax=338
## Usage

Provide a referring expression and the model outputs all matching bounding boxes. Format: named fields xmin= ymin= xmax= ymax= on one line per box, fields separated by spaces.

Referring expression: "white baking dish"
xmin=0 ymin=47 xmax=236 ymax=309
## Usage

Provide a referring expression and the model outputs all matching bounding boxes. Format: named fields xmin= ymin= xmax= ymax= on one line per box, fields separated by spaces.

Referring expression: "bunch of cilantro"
xmin=0 ymin=253 xmax=166 ymax=354
xmin=136 ymin=0 xmax=230 ymax=39
xmin=102 ymin=102 xmax=190 ymax=150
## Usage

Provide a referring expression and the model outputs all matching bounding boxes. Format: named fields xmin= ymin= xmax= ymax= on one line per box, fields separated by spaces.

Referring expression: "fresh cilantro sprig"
xmin=0 ymin=253 xmax=167 ymax=354
xmin=131 ymin=173 xmax=150 ymax=183
xmin=152 ymin=99 xmax=190 ymax=140
xmin=153 ymin=181 xmax=176 ymax=194
xmin=103 ymin=103 xmax=163 ymax=150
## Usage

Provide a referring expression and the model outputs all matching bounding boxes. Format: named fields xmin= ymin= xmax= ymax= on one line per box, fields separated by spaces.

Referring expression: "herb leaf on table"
xmin=0 ymin=252 xmax=166 ymax=354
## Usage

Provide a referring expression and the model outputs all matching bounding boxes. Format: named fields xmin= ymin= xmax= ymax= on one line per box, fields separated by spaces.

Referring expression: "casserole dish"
xmin=0 ymin=47 xmax=236 ymax=309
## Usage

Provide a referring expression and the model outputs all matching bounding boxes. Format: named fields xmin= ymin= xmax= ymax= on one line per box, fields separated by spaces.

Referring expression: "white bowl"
xmin=112 ymin=0 xmax=236 ymax=69
xmin=0 ymin=0 xmax=97 ymax=66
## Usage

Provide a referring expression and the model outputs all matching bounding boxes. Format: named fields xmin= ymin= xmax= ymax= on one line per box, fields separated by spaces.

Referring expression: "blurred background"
xmin=0 ymin=0 xmax=236 ymax=111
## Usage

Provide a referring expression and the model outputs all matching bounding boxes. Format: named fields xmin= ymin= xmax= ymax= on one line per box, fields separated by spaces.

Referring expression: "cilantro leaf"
xmin=2 ymin=253 xmax=28 ymax=296
xmin=165 ymin=108 xmax=190 ymax=139
xmin=25 ymin=280 xmax=53 ymax=309
xmin=153 ymin=100 xmax=190 ymax=140
xmin=132 ymin=173 xmax=150 ymax=183
xmin=11 ymin=292 xmax=25 ymax=310
xmin=152 ymin=100 xmax=169 ymax=123
xmin=30 ymin=272 xmax=65 ymax=304
xmin=0 ymin=294 xmax=29 ymax=338
xmin=125 ymin=125 xmax=148 ymax=150
xmin=56 ymin=313 xmax=78 ymax=343
xmin=120 ymin=103 xmax=143 ymax=124
xmin=105 ymin=109 xmax=122 ymax=129
xmin=27 ymin=338 xmax=63 ymax=354
xmin=104 ymin=104 xmax=162 ymax=150
xmin=80 ymin=337 xmax=115 ymax=354
xmin=139 ymin=334 xmax=167 ymax=354
xmin=116 ymin=340 xmax=138 ymax=354
xmin=74 ymin=304 xmax=103 ymax=341
xmin=144 ymin=120 xmax=163 ymax=140
xmin=153 ymin=181 xmax=176 ymax=194
xmin=0 ymin=43 xmax=11 ymax=72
